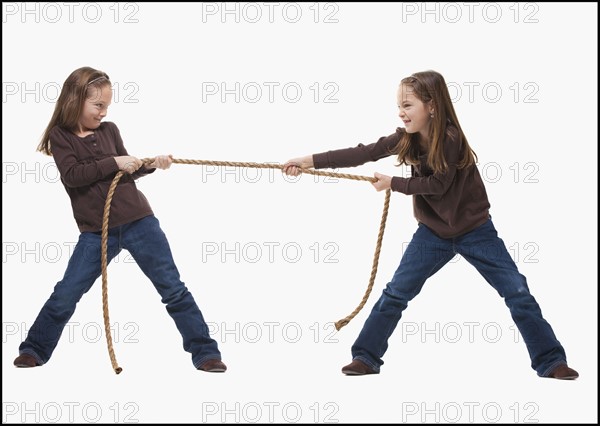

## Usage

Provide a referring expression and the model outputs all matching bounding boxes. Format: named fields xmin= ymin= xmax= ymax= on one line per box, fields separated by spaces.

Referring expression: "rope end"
xmin=335 ymin=319 xmax=349 ymax=331
xmin=114 ymin=366 xmax=123 ymax=375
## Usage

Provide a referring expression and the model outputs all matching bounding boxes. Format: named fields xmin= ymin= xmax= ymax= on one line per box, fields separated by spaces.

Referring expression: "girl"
xmin=283 ymin=70 xmax=578 ymax=380
xmin=13 ymin=67 xmax=226 ymax=373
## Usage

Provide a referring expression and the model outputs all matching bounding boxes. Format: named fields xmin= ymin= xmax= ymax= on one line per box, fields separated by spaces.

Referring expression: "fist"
xmin=371 ymin=172 xmax=392 ymax=192
xmin=149 ymin=155 xmax=173 ymax=170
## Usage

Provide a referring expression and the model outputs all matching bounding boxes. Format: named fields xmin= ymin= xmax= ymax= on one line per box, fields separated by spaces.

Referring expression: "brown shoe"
xmin=14 ymin=354 xmax=39 ymax=368
xmin=547 ymin=364 xmax=579 ymax=380
xmin=341 ymin=359 xmax=378 ymax=376
xmin=197 ymin=359 xmax=227 ymax=373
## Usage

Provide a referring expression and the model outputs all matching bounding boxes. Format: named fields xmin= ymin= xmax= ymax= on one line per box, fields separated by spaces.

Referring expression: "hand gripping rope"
xmin=101 ymin=158 xmax=391 ymax=374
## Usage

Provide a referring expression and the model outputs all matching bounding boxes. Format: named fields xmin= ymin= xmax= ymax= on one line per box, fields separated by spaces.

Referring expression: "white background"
xmin=2 ymin=2 xmax=597 ymax=423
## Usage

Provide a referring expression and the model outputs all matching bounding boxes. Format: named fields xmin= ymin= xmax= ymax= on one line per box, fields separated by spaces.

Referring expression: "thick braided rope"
xmin=101 ymin=170 xmax=125 ymax=374
xmin=171 ymin=159 xmax=377 ymax=183
xmin=101 ymin=158 xmax=389 ymax=373
xmin=334 ymin=188 xmax=390 ymax=330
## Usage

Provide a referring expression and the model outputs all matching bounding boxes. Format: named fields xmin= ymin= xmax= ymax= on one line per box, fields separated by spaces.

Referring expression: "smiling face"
xmin=397 ymin=84 xmax=434 ymax=140
xmin=79 ymin=84 xmax=112 ymax=133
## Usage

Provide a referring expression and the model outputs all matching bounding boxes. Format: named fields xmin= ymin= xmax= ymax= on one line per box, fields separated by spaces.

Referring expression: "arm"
xmin=283 ymin=129 xmax=403 ymax=175
xmin=313 ymin=130 xmax=402 ymax=169
xmin=390 ymin=133 xmax=462 ymax=195
xmin=50 ymin=127 xmax=121 ymax=188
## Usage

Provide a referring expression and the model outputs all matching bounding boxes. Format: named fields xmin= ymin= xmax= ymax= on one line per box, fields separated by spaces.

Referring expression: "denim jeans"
xmin=352 ymin=218 xmax=567 ymax=377
xmin=19 ymin=215 xmax=221 ymax=368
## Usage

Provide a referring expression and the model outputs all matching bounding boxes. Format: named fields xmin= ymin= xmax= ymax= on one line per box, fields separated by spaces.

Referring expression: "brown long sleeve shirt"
xmin=312 ymin=127 xmax=490 ymax=238
xmin=50 ymin=121 xmax=155 ymax=232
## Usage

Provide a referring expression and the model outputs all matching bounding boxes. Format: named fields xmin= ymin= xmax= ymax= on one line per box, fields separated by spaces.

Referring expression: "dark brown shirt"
xmin=50 ymin=121 xmax=155 ymax=232
xmin=312 ymin=127 xmax=490 ymax=238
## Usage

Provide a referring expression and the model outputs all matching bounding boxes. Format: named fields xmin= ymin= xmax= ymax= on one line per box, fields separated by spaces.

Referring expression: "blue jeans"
xmin=19 ymin=215 xmax=221 ymax=368
xmin=352 ymin=218 xmax=567 ymax=377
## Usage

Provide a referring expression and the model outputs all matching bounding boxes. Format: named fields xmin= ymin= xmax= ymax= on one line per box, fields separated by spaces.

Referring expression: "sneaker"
xmin=14 ymin=354 xmax=39 ymax=368
xmin=341 ymin=359 xmax=378 ymax=376
xmin=547 ymin=364 xmax=579 ymax=380
xmin=197 ymin=359 xmax=227 ymax=373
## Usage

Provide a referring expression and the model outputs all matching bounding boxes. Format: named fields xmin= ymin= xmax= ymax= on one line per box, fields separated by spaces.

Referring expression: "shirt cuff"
xmin=391 ymin=176 xmax=409 ymax=194
xmin=312 ymin=152 xmax=330 ymax=170
xmin=100 ymin=157 xmax=120 ymax=176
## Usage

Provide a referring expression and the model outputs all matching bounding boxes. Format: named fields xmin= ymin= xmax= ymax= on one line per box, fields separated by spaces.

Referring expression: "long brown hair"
xmin=395 ymin=70 xmax=477 ymax=174
xmin=37 ymin=67 xmax=111 ymax=155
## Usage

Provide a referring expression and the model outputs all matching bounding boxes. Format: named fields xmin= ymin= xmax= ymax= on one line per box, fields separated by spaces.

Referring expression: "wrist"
xmin=305 ymin=155 xmax=314 ymax=168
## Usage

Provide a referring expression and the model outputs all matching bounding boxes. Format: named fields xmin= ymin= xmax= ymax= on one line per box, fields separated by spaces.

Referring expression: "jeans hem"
xmin=353 ymin=356 xmax=380 ymax=373
xmin=193 ymin=355 xmax=222 ymax=369
xmin=19 ymin=349 xmax=45 ymax=366
xmin=539 ymin=360 xmax=567 ymax=377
